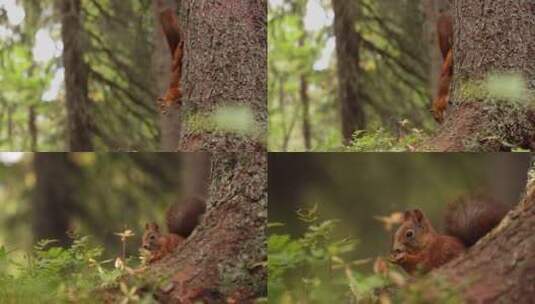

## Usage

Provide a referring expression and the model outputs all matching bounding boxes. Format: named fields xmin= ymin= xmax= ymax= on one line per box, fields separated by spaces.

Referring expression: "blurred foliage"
xmin=0 ymin=0 xmax=160 ymax=151
xmin=268 ymin=0 xmax=535 ymax=152
xmin=268 ymin=153 xmax=529 ymax=274
xmin=485 ymin=73 xmax=527 ymax=102
xmin=345 ymin=123 xmax=425 ymax=152
xmin=0 ymin=234 xmax=159 ymax=304
xmin=212 ymin=105 xmax=257 ymax=136
xmin=268 ymin=0 xmax=432 ymax=151
xmin=268 ymin=206 xmax=464 ymax=303
xmin=184 ymin=105 xmax=260 ymax=138
xmin=268 ymin=206 xmax=381 ymax=303
xmin=0 ymin=153 xmax=185 ymax=261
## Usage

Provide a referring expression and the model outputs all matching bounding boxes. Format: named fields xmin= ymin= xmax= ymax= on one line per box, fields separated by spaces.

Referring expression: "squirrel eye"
xmin=405 ymin=230 xmax=414 ymax=238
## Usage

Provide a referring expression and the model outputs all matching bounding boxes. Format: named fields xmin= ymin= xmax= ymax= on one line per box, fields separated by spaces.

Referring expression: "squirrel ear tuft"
xmin=412 ymin=209 xmax=424 ymax=223
xmin=403 ymin=210 xmax=413 ymax=221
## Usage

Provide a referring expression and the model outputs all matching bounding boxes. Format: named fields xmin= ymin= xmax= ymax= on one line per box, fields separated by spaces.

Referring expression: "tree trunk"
xmin=28 ymin=105 xmax=37 ymax=151
xmin=278 ymin=76 xmax=290 ymax=152
xmin=177 ymin=0 xmax=267 ymax=152
xmin=420 ymin=161 xmax=535 ymax=303
xmin=333 ymin=0 xmax=365 ymax=145
xmin=277 ymin=76 xmax=297 ymax=152
xmin=101 ymin=152 xmax=267 ymax=303
xmin=293 ymin=1 xmax=311 ymax=151
xmin=59 ymin=0 xmax=93 ymax=151
xmin=32 ymin=153 xmax=80 ymax=247
xmin=7 ymin=105 xmax=13 ymax=150
xmin=425 ymin=0 xmax=535 ymax=151
xmin=180 ymin=152 xmax=210 ymax=200
xmin=152 ymin=0 xmax=182 ymax=151
xmin=300 ymin=74 xmax=311 ymax=151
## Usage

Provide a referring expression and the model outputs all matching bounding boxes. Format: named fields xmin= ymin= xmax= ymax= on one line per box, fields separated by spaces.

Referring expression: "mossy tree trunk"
xmin=426 ymin=0 xmax=535 ymax=151
xmin=177 ymin=0 xmax=267 ymax=152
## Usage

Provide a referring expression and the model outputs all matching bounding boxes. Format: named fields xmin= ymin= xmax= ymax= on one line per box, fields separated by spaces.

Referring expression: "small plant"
xmin=114 ymin=227 xmax=135 ymax=262
xmin=346 ymin=121 xmax=426 ymax=152
xmin=0 ymin=233 xmax=132 ymax=303
xmin=269 ymin=206 xmax=467 ymax=303
xmin=268 ymin=205 xmax=395 ymax=303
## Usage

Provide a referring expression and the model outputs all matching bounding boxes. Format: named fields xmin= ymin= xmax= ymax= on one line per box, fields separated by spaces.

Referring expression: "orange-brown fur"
xmin=142 ymin=222 xmax=184 ymax=263
xmin=391 ymin=209 xmax=466 ymax=274
xmin=432 ymin=12 xmax=453 ymax=123
xmin=437 ymin=12 xmax=453 ymax=61
xmin=394 ymin=233 xmax=465 ymax=274
xmin=142 ymin=198 xmax=206 ymax=264
xmin=166 ymin=197 xmax=206 ymax=238
xmin=444 ymin=194 xmax=509 ymax=247
xmin=158 ymin=8 xmax=183 ymax=108
xmin=391 ymin=198 xmax=507 ymax=274
xmin=432 ymin=49 xmax=453 ymax=123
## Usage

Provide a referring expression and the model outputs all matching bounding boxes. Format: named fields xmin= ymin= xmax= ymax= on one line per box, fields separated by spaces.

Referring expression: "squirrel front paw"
xmin=389 ymin=249 xmax=406 ymax=263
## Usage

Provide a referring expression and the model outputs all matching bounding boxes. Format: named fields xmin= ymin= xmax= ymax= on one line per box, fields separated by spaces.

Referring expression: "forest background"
xmin=0 ymin=152 xmax=195 ymax=262
xmin=268 ymin=0 xmax=532 ymax=151
xmin=0 ymin=0 xmax=263 ymax=152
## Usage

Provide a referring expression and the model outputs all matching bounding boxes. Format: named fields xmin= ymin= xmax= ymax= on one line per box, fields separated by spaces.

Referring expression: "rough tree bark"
xmin=152 ymin=0 xmax=182 ymax=151
xmin=177 ymin=0 xmax=266 ymax=152
xmin=59 ymin=0 xmax=93 ymax=151
xmin=417 ymin=158 xmax=535 ymax=303
xmin=102 ymin=152 xmax=267 ymax=303
xmin=332 ymin=0 xmax=365 ymax=145
xmin=32 ymin=153 xmax=80 ymax=247
xmin=425 ymin=0 xmax=535 ymax=151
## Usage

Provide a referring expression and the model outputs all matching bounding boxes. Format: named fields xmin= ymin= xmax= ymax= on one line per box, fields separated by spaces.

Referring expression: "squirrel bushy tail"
xmin=432 ymin=11 xmax=453 ymax=123
xmin=391 ymin=194 xmax=510 ymax=274
xmin=444 ymin=194 xmax=509 ymax=247
xmin=141 ymin=197 xmax=206 ymax=264
xmin=166 ymin=197 xmax=206 ymax=238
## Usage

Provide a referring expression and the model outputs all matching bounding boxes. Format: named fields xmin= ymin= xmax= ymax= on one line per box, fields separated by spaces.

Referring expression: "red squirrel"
xmin=142 ymin=222 xmax=185 ymax=263
xmin=156 ymin=0 xmax=183 ymax=108
xmin=390 ymin=194 xmax=509 ymax=274
xmin=431 ymin=11 xmax=453 ymax=123
xmin=142 ymin=197 xmax=206 ymax=263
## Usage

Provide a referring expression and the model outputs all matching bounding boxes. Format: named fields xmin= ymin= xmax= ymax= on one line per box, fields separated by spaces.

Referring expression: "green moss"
xmin=182 ymin=104 xmax=264 ymax=141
